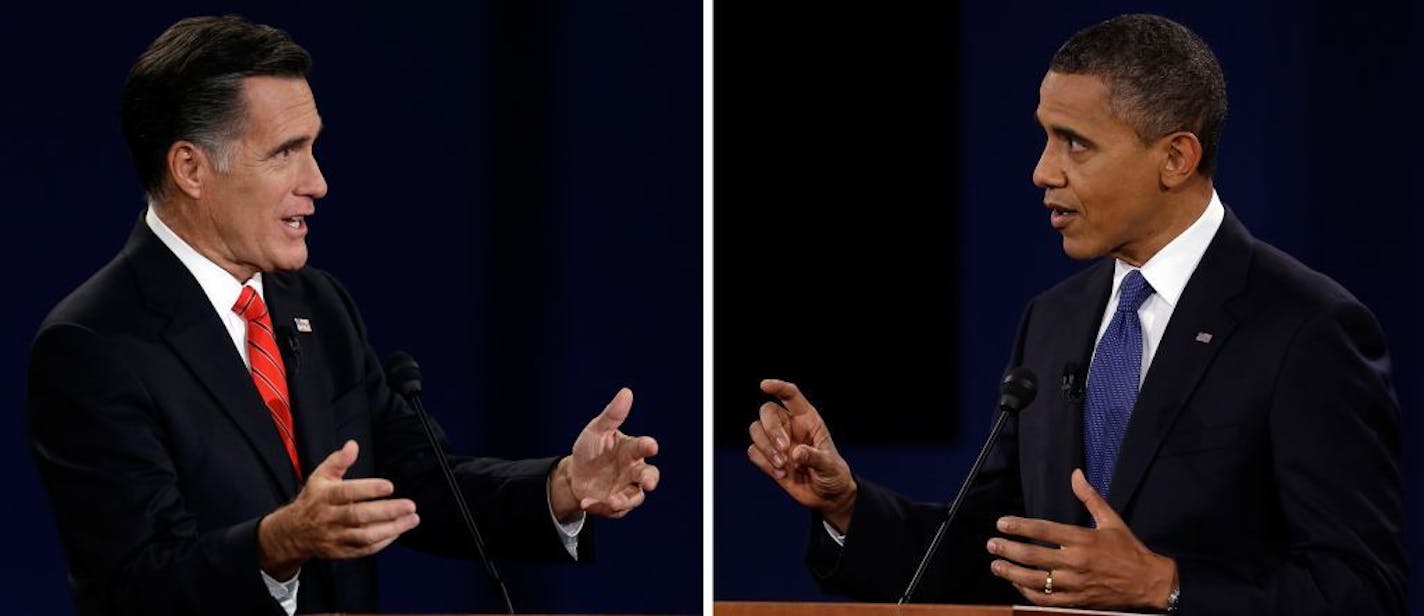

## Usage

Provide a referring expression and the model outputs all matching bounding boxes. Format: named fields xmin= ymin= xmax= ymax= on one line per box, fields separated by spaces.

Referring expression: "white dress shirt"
xmin=145 ymin=207 xmax=583 ymax=615
xmin=1091 ymin=191 xmax=1225 ymax=383
xmin=824 ymin=191 xmax=1226 ymax=546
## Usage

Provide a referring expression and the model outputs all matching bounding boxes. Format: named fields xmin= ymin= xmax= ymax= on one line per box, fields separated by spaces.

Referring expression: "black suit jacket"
xmin=807 ymin=210 xmax=1406 ymax=614
xmin=29 ymin=220 xmax=585 ymax=615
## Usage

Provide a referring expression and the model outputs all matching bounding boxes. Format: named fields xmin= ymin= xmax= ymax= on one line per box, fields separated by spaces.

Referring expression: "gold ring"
xmin=1044 ymin=570 xmax=1054 ymax=595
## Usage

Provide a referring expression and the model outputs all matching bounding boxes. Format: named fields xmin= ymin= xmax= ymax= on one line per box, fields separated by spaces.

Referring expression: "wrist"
xmin=1149 ymin=555 xmax=1179 ymax=611
xmin=257 ymin=508 xmax=303 ymax=580
xmin=821 ymin=479 xmax=858 ymax=534
xmin=549 ymin=456 xmax=580 ymax=521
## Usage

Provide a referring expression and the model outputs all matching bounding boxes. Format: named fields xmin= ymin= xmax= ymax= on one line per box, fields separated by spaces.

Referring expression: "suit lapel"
xmin=1040 ymin=261 xmax=1112 ymax=527
xmin=264 ymin=273 xmax=335 ymax=479
xmin=126 ymin=219 xmax=301 ymax=498
xmin=1106 ymin=210 xmax=1252 ymax=512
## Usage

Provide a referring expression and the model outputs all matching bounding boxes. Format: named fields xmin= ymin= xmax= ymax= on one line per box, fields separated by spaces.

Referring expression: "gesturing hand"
xmin=987 ymin=468 xmax=1177 ymax=610
xmin=258 ymin=440 xmax=421 ymax=579
xmin=551 ymin=387 xmax=660 ymax=520
xmin=746 ymin=379 xmax=857 ymax=532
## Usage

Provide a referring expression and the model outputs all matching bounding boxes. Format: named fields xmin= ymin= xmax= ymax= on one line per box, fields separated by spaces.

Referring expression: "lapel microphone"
xmin=275 ymin=325 xmax=302 ymax=376
xmin=899 ymin=367 xmax=1038 ymax=604
xmin=1061 ymin=362 xmax=1085 ymax=405
xmin=384 ymin=351 xmax=514 ymax=614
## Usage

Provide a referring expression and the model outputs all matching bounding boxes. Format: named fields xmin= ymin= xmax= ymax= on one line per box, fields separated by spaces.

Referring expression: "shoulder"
xmin=38 ymin=252 xmax=145 ymax=338
xmin=1242 ymin=238 xmax=1387 ymax=356
xmin=1245 ymin=238 xmax=1364 ymax=313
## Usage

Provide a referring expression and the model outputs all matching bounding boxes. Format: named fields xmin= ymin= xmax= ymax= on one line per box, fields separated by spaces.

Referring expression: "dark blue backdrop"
xmin=715 ymin=1 xmax=1424 ymax=613
xmin=2 ymin=2 xmax=700 ymax=613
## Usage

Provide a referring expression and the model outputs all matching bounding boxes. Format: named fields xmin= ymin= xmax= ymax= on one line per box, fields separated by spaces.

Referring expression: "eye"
xmin=1066 ymin=135 xmax=1088 ymax=153
xmin=276 ymin=146 xmax=294 ymax=159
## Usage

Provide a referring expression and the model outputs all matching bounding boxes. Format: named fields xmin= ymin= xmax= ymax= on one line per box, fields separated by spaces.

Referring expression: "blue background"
xmin=714 ymin=0 xmax=1424 ymax=613
xmin=2 ymin=2 xmax=701 ymax=613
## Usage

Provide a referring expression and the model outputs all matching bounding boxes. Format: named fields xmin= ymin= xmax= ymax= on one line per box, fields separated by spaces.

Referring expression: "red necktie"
xmin=233 ymin=285 xmax=302 ymax=481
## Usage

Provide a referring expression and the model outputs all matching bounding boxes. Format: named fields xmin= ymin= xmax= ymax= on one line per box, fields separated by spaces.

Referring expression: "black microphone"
xmin=276 ymin=325 xmax=302 ymax=375
xmin=384 ymin=352 xmax=514 ymax=614
xmin=1061 ymin=362 xmax=1084 ymax=405
xmin=898 ymin=367 xmax=1038 ymax=604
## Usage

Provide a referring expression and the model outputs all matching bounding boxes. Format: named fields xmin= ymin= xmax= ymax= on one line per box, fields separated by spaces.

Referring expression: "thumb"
xmin=1071 ymin=468 xmax=1119 ymax=528
xmin=315 ymin=440 xmax=359 ymax=480
xmin=790 ymin=444 xmax=836 ymax=474
xmin=589 ymin=387 xmax=633 ymax=433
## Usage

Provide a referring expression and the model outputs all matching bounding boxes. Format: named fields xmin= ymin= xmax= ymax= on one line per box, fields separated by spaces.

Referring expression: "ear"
xmin=1159 ymin=131 xmax=1203 ymax=189
xmin=166 ymin=140 xmax=210 ymax=200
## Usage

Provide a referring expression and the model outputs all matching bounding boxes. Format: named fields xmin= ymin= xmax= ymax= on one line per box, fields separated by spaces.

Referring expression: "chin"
xmin=271 ymin=250 xmax=309 ymax=272
xmin=1060 ymin=238 xmax=1102 ymax=262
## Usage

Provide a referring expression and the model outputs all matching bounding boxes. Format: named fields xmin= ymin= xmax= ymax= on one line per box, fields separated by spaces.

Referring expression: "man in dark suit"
xmin=747 ymin=14 xmax=1405 ymax=613
xmin=29 ymin=16 xmax=660 ymax=615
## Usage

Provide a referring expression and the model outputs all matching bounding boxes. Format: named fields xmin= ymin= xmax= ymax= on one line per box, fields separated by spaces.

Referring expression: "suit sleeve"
xmin=320 ymin=272 xmax=586 ymax=563
xmin=1174 ymin=300 xmax=1407 ymax=614
xmin=28 ymin=324 xmax=286 ymax=616
xmin=803 ymin=299 xmax=1036 ymax=603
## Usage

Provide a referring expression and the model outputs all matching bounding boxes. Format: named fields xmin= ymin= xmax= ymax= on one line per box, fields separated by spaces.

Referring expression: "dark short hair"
xmin=1050 ymin=14 xmax=1227 ymax=176
xmin=121 ymin=15 xmax=312 ymax=201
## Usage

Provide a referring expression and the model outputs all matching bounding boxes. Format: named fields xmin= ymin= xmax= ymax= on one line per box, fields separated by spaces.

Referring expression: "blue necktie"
xmin=1084 ymin=270 xmax=1155 ymax=497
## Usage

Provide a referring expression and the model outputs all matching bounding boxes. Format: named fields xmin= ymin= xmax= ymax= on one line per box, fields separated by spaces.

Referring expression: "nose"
xmin=1032 ymin=142 xmax=1064 ymax=189
xmin=300 ymin=152 xmax=328 ymax=200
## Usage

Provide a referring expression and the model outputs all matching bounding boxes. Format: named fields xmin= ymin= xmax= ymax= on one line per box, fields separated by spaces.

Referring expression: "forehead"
xmin=239 ymin=76 xmax=320 ymax=137
xmin=1035 ymin=71 xmax=1120 ymax=130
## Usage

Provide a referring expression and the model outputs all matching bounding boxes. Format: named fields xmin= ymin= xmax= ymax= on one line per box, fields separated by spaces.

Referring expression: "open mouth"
xmin=281 ymin=215 xmax=307 ymax=232
xmin=1048 ymin=205 xmax=1078 ymax=229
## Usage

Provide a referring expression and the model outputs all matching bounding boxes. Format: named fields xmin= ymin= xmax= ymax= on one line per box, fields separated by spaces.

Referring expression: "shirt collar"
xmin=1110 ymin=189 xmax=1225 ymax=308
xmin=145 ymin=205 xmax=264 ymax=317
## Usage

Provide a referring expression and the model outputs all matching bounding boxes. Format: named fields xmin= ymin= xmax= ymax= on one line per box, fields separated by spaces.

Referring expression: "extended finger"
xmin=1071 ymin=468 xmax=1121 ymax=529
xmin=990 ymin=559 xmax=1053 ymax=592
xmin=625 ymin=435 xmax=658 ymax=459
xmin=626 ymin=461 xmax=661 ymax=491
xmin=636 ymin=464 xmax=660 ymax=491
xmin=747 ymin=444 xmax=787 ymax=480
xmin=997 ymin=516 xmax=1090 ymax=547
xmin=339 ymin=512 xmax=421 ymax=548
xmin=588 ymin=387 xmax=633 ymax=433
xmin=314 ymin=440 xmax=360 ymax=480
xmin=757 ymin=402 xmax=792 ymax=451
xmin=327 ymin=478 xmax=396 ymax=504
xmin=749 ymin=421 xmax=787 ymax=469
xmin=987 ymin=537 xmax=1065 ymax=570
xmin=760 ymin=379 xmax=817 ymax=417
xmin=341 ymin=498 xmax=417 ymax=526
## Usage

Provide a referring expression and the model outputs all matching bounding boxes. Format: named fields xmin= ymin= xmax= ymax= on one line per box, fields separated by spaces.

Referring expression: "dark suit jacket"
xmin=28 ymin=220 xmax=585 ymax=615
xmin=807 ymin=210 xmax=1406 ymax=613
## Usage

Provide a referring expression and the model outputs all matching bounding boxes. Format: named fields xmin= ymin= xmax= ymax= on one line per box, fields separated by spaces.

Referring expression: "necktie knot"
xmin=233 ymin=285 xmax=268 ymax=322
xmin=1117 ymin=270 xmax=1154 ymax=314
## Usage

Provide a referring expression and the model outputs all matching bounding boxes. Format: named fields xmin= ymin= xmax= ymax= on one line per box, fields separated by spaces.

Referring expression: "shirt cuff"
xmin=547 ymin=474 xmax=586 ymax=559
xmin=823 ymin=519 xmax=847 ymax=546
xmin=260 ymin=568 xmax=300 ymax=616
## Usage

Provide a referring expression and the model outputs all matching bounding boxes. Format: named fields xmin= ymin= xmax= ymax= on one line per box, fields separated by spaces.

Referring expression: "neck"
xmin=1111 ymin=180 xmax=1213 ymax=267
xmin=151 ymin=200 xmax=258 ymax=283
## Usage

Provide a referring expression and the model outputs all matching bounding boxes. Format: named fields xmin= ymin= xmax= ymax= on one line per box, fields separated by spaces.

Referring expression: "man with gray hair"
xmin=30 ymin=15 xmax=660 ymax=615
xmin=748 ymin=14 xmax=1404 ymax=613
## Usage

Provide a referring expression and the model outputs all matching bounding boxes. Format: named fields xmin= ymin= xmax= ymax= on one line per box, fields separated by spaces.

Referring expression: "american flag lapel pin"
xmin=294 ymin=317 xmax=313 ymax=333
xmin=1195 ymin=331 xmax=1213 ymax=344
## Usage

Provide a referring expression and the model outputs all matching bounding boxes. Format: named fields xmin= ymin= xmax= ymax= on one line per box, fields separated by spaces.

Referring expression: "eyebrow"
xmin=1050 ymin=126 xmax=1094 ymax=147
xmin=1033 ymin=111 xmax=1095 ymax=148
xmin=263 ymin=120 xmax=324 ymax=159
